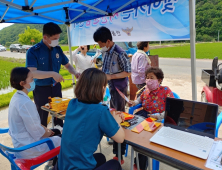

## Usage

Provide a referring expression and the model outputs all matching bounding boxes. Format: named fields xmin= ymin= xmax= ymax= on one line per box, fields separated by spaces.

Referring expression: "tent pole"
xmin=66 ymin=25 xmax=76 ymax=93
xmin=189 ymin=0 xmax=197 ymax=101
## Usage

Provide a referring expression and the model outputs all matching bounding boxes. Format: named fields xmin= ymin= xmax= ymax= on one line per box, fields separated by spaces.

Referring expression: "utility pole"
xmin=218 ymin=30 xmax=220 ymax=42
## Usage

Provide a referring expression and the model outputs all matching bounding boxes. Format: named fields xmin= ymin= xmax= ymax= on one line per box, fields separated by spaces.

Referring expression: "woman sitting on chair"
xmin=8 ymin=67 xmax=61 ymax=170
xmin=130 ymin=67 xmax=174 ymax=120
xmin=129 ymin=67 xmax=174 ymax=170
xmin=57 ymin=68 xmax=124 ymax=170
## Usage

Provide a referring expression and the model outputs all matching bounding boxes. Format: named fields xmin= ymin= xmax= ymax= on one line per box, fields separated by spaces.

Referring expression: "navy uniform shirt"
xmin=26 ymin=40 xmax=69 ymax=86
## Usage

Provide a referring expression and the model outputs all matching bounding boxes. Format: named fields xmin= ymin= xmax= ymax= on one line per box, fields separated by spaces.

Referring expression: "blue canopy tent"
xmin=0 ymin=1 xmax=198 ymax=169
xmin=0 ymin=0 xmax=197 ymax=100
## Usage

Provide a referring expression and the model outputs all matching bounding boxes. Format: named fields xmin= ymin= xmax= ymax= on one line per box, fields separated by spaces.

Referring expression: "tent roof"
xmin=0 ymin=0 xmax=163 ymax=24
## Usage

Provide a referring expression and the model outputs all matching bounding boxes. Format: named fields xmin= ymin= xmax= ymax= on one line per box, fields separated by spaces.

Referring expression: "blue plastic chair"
xmin=103 ymin=87 xmax=111 ymax=143
xmin=0 ymin=127 xmax=56 ymax=170
xmin=128 ymin=92 xmax=180 ymax=170
xmin=216 ymin=112 xmax=222 ymax=138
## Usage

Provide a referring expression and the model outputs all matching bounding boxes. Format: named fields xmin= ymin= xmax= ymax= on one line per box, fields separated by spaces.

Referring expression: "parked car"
xmin=9 ymin=44 xmax=22 ymax=52
xmin=20 ymin=45 xmax=32 ymax=53
xmin=0 ymin=45 xmax=6 ymax=51
xmin=86 ymin=42 xmax=150 ymax=66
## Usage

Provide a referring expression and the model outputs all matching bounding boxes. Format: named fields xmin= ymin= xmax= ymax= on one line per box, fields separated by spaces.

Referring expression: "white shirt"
xmin=8 ymin=91 xmax=61 ymax=159
xmin=72 ymin=49 xmax=95 ymax=73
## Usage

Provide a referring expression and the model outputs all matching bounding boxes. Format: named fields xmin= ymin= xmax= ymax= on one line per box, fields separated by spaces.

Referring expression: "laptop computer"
xmin=150 ymin=97 xmax=218 ymax=159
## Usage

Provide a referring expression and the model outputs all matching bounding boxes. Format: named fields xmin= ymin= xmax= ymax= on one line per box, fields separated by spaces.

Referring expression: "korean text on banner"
xmin=70 ymin=0 xmax=190 ymax=46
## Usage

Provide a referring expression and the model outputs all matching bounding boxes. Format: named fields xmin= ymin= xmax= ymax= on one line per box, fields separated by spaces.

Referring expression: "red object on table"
xmin=122 ymin=112 xmax=135 ymax=120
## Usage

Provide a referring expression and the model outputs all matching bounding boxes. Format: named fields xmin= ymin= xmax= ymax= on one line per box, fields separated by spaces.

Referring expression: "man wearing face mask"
xmin=72 ymin=45 xmax=101 ymax=73
xmin=26 ymin=22 xmax=80 ymax=128
xmin=93 ymin=26 xmax=131 ymax=164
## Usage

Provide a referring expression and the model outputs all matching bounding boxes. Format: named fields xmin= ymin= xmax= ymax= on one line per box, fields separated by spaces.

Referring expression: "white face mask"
xmin=49 ymin=39 xmax=59 ymax=47
xmin=101 ymin=46 xmax=109 ymax=52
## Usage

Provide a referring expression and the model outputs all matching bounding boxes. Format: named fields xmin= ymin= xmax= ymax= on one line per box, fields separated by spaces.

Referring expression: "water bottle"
xmin=102 ymin=96 xmax=109 ymax=107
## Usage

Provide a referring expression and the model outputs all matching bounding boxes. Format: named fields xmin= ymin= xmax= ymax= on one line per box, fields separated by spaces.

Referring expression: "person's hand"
xmin=119 ymin=112 xmax=125 ymax=122
xmin=45 ymin=128 xmax=54 ymax=137
xmin=77 ymin=46 xmax=81 ymax=51
xmin=112 ymin=111 xmax=123 ymax=124
xmin=148 ymin=113 xmax=160 ymax=119
xmin=48 ymin=129 xmax=55 ymax=137
xmin=106 ymin=74 xmax=112 ymax=80
xmin=52 ymin=72 xmax=64 ymax=82
xmin=75 ymin=72 xmax=81 ymax=79
xmin=93 ymin=58 xmax=97 ymax=64
xmin=128 ymin=100 xmax=135 ymax=107
xmin=90 ymin=57 xmax=97 ymax=64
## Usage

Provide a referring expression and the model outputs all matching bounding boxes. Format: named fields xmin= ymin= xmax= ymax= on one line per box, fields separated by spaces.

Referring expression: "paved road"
xmin=159 ymin=58 xmax=215 ymax=77
xmin=0 ymin=51 xmax=26 ymax=59
xmin=0 ymin=51 xmax=218 ymax=76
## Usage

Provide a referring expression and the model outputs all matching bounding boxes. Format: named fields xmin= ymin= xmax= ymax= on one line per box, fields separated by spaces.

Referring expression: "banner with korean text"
xmin=70 ymin=0 xmax=189 ymax=46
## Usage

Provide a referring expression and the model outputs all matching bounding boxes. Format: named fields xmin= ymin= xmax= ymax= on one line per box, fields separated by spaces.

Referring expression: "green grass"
xmin=0 ymin=79 xmax=74 ymax=108
xmin=0 ymin=57 xmax=25 ymax=89
xmin=0 ymin=57 xmax=75 ymax=108
xmin=60 ymin=45 xmax=99 ymax=51
xmin=151 ymin=42 xmax=222 ymax=59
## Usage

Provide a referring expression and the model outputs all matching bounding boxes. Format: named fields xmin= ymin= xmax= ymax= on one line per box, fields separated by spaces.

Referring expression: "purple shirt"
xmin=131 ymin=52 xmax=151 ymax=85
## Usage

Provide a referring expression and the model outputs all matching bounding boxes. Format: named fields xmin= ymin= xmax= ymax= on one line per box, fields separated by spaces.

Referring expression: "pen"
xmin=214 ymin=150 xmax=222 ymax=161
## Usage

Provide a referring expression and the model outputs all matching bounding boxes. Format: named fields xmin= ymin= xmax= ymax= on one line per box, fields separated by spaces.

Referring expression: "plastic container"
xmin=201 ymin=69 xmax=216 ymax=87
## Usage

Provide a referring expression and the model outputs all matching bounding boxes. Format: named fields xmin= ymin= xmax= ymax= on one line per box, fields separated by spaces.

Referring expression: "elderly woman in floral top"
xmin=129 ymin=67 xmax=174 ymax=170
xmin=130 ymin=67 xmax=174 ymax=120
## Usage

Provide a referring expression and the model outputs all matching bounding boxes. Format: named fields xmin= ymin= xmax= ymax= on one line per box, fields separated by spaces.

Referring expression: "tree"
xmin=5 ymin=42 xmax=12 ymax=47
xmin=18 ymin=26 xmax=42 ymax=45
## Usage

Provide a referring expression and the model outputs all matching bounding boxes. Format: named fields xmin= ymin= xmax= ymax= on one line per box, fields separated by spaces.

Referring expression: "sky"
xmin=0 ymin=23 xmax=14 ymax=30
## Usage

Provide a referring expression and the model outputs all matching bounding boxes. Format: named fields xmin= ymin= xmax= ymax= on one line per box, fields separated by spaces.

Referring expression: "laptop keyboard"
xmin=158 ymin=128 xmax=213 ymax=149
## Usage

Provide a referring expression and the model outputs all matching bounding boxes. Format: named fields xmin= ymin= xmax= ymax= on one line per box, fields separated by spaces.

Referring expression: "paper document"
xmin=115 ymin=87 xmax=132 ymax=104
xmin=205 ymin=141 xmax=222 ymax=170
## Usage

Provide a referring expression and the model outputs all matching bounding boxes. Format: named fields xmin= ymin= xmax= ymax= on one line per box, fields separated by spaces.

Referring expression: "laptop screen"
xmin=164 ymin=98 xmax=218 ymax=138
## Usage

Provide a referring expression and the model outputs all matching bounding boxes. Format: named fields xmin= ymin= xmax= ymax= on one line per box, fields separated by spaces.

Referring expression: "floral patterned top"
xmin=140 ymin=86 xmax=174 ymax=114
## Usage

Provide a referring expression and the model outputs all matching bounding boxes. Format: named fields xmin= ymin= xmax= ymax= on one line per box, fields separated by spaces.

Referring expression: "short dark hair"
xmin=75 ymin=68 xmax=107 ymax=103
xmin=43 ymin=22 xmax=62 ymax=36
xmin=137 ymin=41 xmax=149 ymax=50
xmin=87 ymin=45 xmax=90 ymax=51
xmin=93 ymin=26 xmax=112 ymax=43
xmin=10 ymin=67 xmax=30 ymax=90
xmin=145 ymin=67 xmax=164 ymax=81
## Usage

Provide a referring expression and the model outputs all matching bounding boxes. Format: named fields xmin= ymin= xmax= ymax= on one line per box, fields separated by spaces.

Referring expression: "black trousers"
xmin=54 ymin=153 xmax=121 ymax=170
xmin=93 ymin=153 xmax=122 ymax=170
xmin=135 ymin=109 xmax=149 ymax=119
xmin=109 ymin=86 xmax=127 ymax=157
xmin=33 ymin=83 xmax=63 ymax=127
xmin=133 ymin=111 xmax=148 ymax=170
xmin=50 ymin=129 xmax=62 ymax=166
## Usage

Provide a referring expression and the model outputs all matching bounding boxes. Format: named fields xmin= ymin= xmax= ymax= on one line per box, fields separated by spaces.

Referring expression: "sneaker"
xmin=108 ymin=138 xmax=113 ymax=145
xmin=113 ymin=156 xmax=124 ymax=165
xmin=54 ymin=125 xmax=63 ymax=132
xmin=48 ymin=166 xmax=54 ymax=170
xmin=44 ymin=165 xmax=54 ymax=170
xmin=44 ymin=160 xmax=53 ymax=170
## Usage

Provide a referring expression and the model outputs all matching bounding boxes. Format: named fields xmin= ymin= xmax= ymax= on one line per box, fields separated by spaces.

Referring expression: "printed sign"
xmin=70 ymin=0 xmax=189 ymax=46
